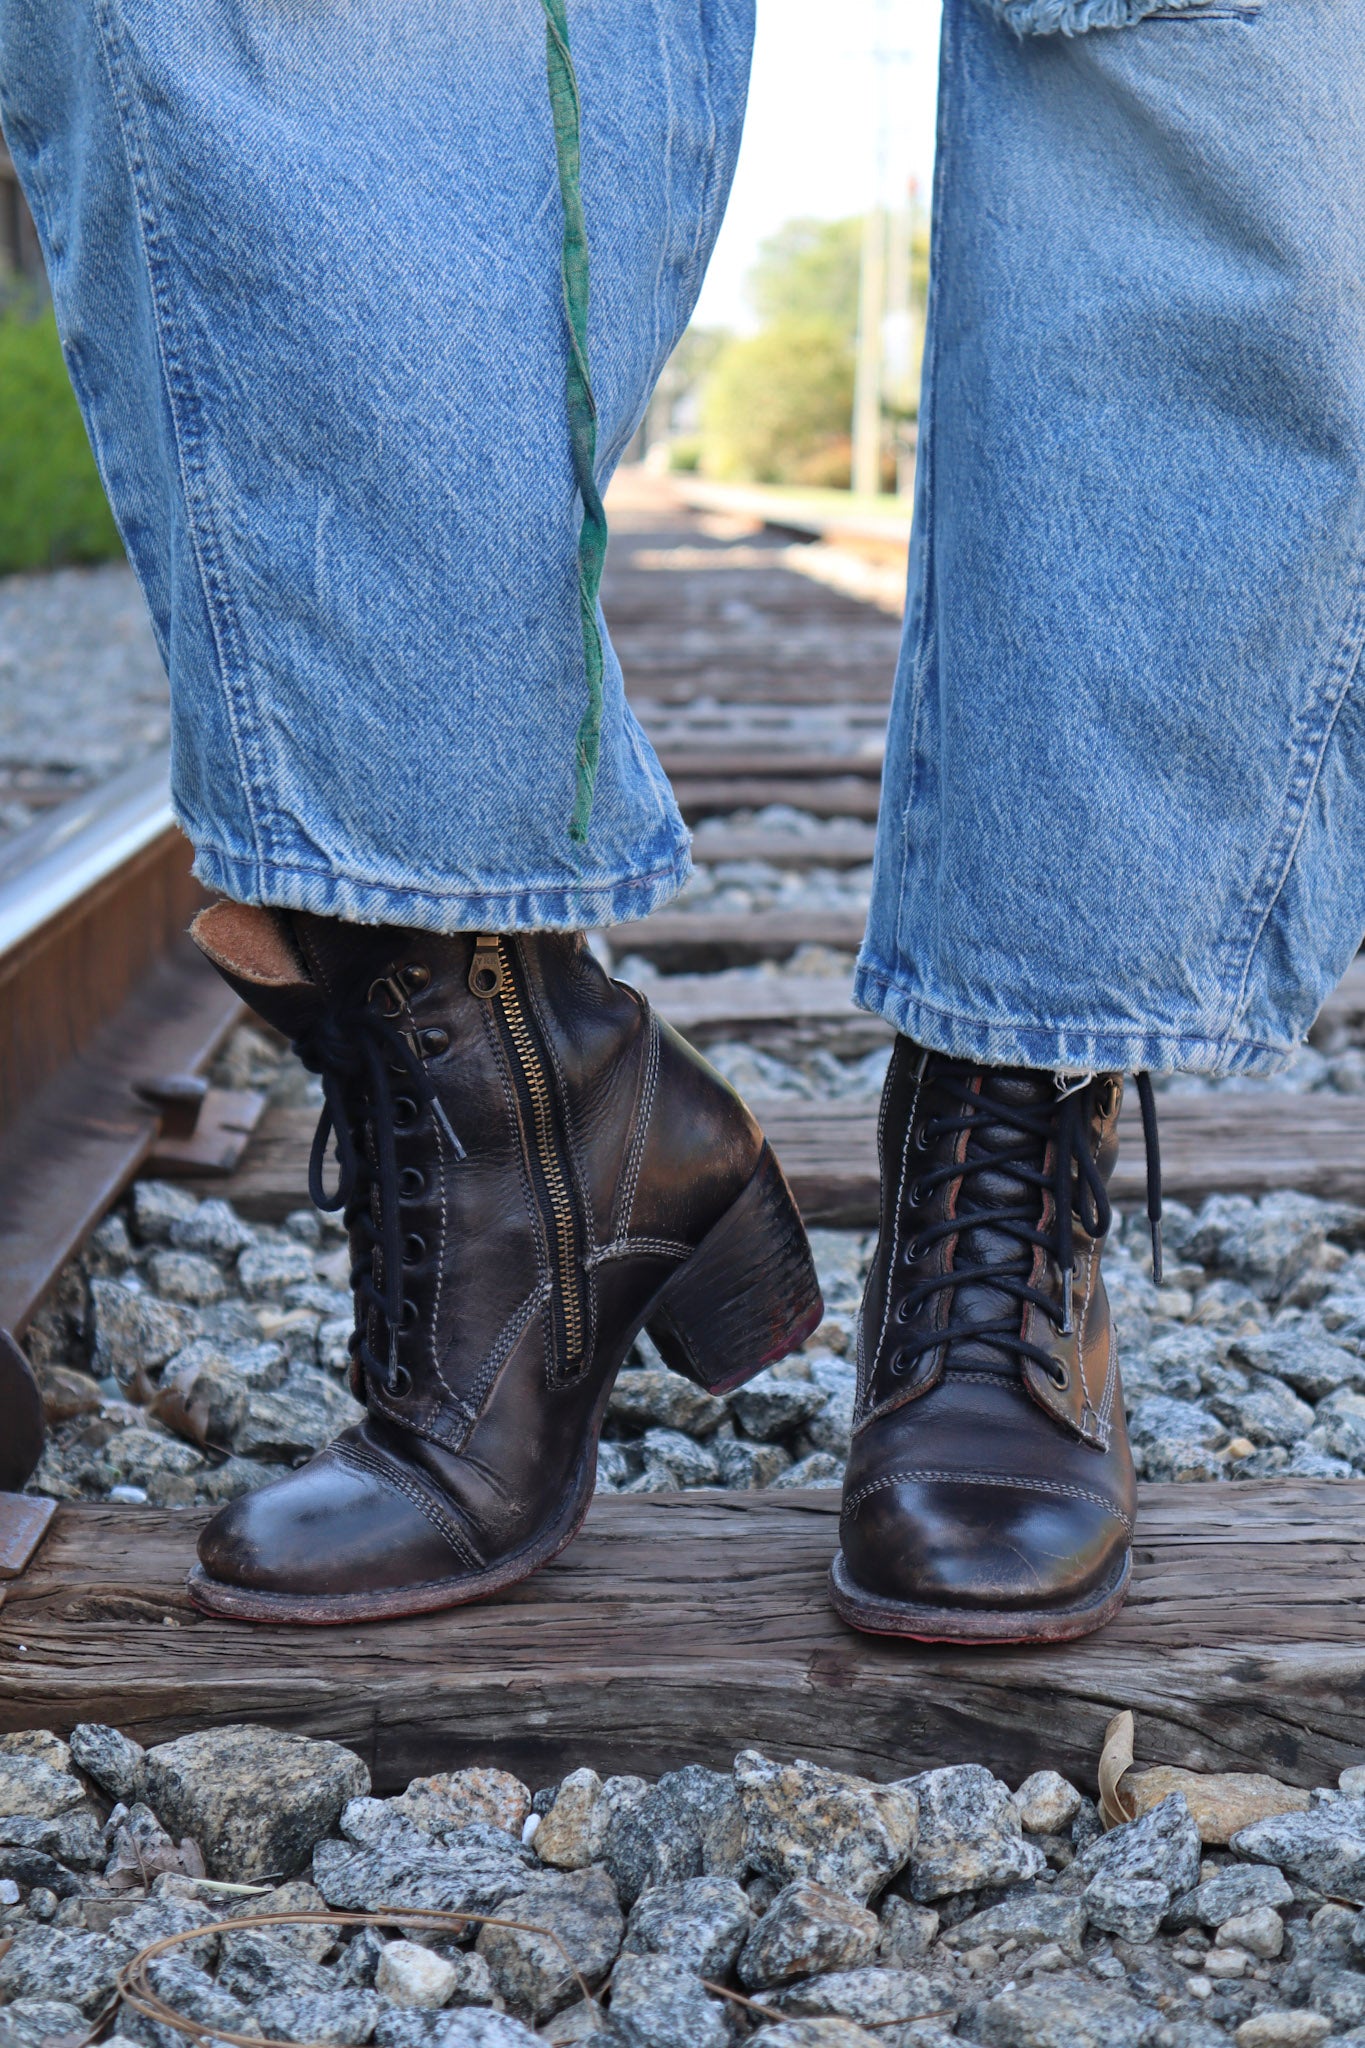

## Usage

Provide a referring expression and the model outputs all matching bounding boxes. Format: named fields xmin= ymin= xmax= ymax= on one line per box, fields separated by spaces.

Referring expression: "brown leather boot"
xmin=830 ymin=1039 xmax=1160 ymax=1645
xmin=186 ymin=904 xmax=822 ymax=1622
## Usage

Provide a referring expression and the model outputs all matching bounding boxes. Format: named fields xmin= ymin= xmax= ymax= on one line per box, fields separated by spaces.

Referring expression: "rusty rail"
xmin=0 ymin=756 xmax=249 ymax=1485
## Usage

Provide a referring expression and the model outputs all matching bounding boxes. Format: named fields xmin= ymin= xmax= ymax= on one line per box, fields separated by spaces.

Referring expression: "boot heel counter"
xmin=621 ymin=1014 xmax=767 ymax=1245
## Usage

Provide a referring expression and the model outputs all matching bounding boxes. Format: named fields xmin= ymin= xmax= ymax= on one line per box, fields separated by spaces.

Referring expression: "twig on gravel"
xmin=114 ymin=1905 xmax=599 ymax=2047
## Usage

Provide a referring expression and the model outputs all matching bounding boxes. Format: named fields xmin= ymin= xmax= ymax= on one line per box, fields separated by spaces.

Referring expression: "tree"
xmin=747 ymin=216 xmax=863 ymax=341
xmin=700 ymin=315 xmax=855 ymax=486
xmin=689 ymin=210 xmax=930 ymax=489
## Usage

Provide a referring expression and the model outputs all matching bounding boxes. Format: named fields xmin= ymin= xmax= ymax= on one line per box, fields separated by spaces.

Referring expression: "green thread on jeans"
xmin=542 ymin=0 xmax=607 ymax=845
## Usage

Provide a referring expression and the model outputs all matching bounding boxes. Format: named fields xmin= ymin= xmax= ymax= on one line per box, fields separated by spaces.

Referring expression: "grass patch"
xmin=0 ymin=299 xmax=122 ymax=575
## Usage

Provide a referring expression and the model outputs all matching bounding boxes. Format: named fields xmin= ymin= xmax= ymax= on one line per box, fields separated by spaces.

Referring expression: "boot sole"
xmin=827 ymin=1545 xmax=1132 ymax=1646
xmin=186 ymin=1144 xmax=821 ymax=1625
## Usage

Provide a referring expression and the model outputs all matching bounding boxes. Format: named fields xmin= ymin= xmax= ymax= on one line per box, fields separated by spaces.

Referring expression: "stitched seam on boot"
xmin=1076 ymin=1128 xmax=1112 ymax=1449
xmin=376 ymin=1283 xmax=554 ymax=1455
xmin=1097 ymin=1321 xmax=1119 ymax=1432
xmin=586 ymin=1237 xmax=691 ymax=1266
xmin=334 ymin=1439 xmax=484 ymax=1571
xmin=451 ymin=1282 xmax=553 ymax=1440
xmin=1077 ymin=1241 xmax=1114 ymax=1450
xmin=614 ymin=1006 xmax=660 ymax=1241
xmin=842 ymin=1467 xmax=1133 ymax=1533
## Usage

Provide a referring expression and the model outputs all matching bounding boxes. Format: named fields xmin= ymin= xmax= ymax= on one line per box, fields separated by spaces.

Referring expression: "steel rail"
xmin=0 ymin=753 xmax=176 ymax=953
xmin=0 ymin=752 xmax=244 ymax=1486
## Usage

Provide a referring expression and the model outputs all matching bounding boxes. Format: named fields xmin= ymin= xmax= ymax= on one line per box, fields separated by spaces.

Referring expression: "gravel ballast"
xmin=2 ymin=1727 xmax=1365 ymax=2045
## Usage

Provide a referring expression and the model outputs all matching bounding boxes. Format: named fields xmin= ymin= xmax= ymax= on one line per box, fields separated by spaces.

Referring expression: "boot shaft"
xmin=191 ymin=903 xmax=768 ymax=1442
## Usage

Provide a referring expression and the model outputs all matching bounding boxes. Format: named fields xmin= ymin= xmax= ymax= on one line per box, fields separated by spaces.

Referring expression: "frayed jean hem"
xmin=852 ymin=959 xmax=1295 ymax=1079
xmin=975 ymin=0 xmax=1242 ymax=35
xmin=189 ymin=835 xmax=692 ymax=935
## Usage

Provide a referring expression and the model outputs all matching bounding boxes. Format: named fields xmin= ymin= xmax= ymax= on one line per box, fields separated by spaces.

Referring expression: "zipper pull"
xmin=469 ymin=935 xmax=505 ymax=999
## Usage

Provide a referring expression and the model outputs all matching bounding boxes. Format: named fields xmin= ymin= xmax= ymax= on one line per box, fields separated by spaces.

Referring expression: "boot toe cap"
xmin=196 ymin=1444 xmax=467 ymax=1599
xmin=840 ymin=1472 xmax=1130 ymax=1615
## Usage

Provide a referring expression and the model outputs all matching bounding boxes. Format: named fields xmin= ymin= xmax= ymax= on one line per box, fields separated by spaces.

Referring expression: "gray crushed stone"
xmin=4 ymin=1730 xmax=1361 ymax=2044
xmin=0 ymin=563 xmax=167 ymax=842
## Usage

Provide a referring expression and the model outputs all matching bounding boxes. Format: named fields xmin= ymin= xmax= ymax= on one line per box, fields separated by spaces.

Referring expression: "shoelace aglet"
xmin=431 ymin=1096 xmax=465 ymax=1161
xmin=1150 ymin=1216 xmax=1164 ymax=1289
xmin=1060 ymin=1263 xmax=1074 ymax=1337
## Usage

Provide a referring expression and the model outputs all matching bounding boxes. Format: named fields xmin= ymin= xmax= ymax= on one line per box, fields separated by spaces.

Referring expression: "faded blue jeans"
xmin=5 ymin=0 xmax=1365 ymax=1076
xmin=0 ymin=0 xmax=750 ymax=930
xmin=854 ymin=0 xmax=1365 ymax=1078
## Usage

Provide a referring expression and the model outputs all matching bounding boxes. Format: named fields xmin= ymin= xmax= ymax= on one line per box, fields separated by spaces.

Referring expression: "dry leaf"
xmin=105 ymin=1805 xmax=207 ymax=1891
xmin=149 ymin=1380 xmax=213 ymax=1449
xmin=1098 ymin=1709 xmax=1137 ymax=1829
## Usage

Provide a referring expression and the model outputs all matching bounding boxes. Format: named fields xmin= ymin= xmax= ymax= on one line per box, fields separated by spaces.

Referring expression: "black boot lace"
xmin=294 ymin=994 xmax=464 ymax=1397
xmin=890 ymin=1065 xmax=1163 ymax=1383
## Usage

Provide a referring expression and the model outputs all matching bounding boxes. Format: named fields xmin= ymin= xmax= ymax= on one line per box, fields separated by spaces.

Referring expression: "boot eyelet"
xmin=914 ymin=1126 xmax=932 ymax=1152
xmin=402 ymin=963 xmax=431 ymax=993
xmin=895 ymin=1297 xmax=912 ymax=1322
xmin=907 ymin=1180 xmax=925 ymax=1209
xmin=392 ymin=1096 xmax=417 ymax=1128
xmin=386 ymin=1364 xmax=413 ymax=1398
xmin=400 ymin=1167 xmax=425 ymax=1199
xmin=903 ymin=1237 xmax=925 ymax=1263
xmin=419 ymin=1027 xmax=450 ymax=1057
xmin=1049 ymin=1362 xmax=1071 ymax=1392
xmin=399 ymin=1298 xmax=419 ymax=1329
xmin=403 ymin=1234 xmax=426 ymax=1265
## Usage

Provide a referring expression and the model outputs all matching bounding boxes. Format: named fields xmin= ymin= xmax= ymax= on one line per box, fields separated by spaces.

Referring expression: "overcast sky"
xmin=692 ymin=0 xmax=943 ymax=333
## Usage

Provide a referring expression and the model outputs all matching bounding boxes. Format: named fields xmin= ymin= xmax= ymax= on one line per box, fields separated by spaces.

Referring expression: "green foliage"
xmin=0 ymin=302 xmax=122 ymax=575
xmin=748 ymin=216 xmax=863 ymax=342
xmin=700 ymin=315 xmax=855 ymax=487
xmin=688 ymin=209 xmax=931 ymax=485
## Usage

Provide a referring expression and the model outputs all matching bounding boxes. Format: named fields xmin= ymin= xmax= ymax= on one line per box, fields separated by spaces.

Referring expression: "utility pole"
xmin=851 ymin=205 xmax=886 ymax=499
xmin=883 ymin=188 xmax=914 ymax=498
xmin=851 ymin=0 xmax=894 ymax=500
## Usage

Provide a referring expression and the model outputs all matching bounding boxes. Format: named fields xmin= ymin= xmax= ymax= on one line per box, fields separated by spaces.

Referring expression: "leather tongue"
xmin=946 ymin=1068 xmax=1055 ymax=1372
xmin=190 ymin=901 xmax=321 ymax=1039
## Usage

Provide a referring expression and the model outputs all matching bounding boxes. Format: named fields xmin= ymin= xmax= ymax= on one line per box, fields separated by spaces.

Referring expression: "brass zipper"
xmin=469 ymin=934 xmax=584 ymax=1363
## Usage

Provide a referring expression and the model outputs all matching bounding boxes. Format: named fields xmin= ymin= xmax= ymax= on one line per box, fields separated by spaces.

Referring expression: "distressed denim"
xmin=856 ymin=0 xmax=1365 ymax=1076
xmin=0 ymin=0 xmax=752 ymax=930
xmin=6 ymin=0 xmax=1364 ymax=1079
